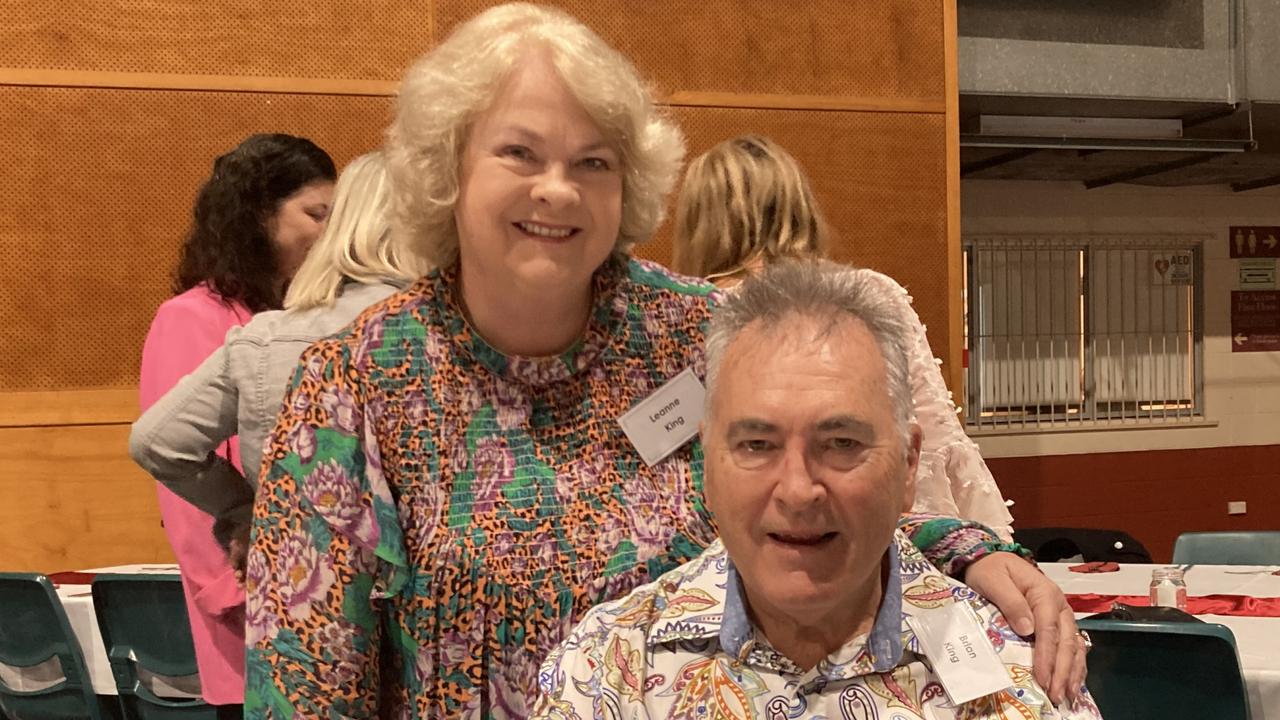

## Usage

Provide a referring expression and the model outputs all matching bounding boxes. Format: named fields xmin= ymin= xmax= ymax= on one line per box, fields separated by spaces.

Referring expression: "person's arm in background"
xmin=139 ymin=294 xmax=247 ymax=617
xmin=131 ymin=329 xmax=255 ymax=536
xmin=900 ymin=513 xmax=1087 ymax=706
xmin=872 ymin=271 xmax=1014 ymax=541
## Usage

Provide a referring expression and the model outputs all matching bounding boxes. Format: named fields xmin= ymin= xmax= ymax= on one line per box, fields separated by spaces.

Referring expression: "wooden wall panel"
xmin=0 ymin=389 xmax=136 ymax=428
xmin=0 ymin=87 xmax=392 ymax=394
xmin=0 ymin=424 xmax=174 ymax=572
xmin=3 ymin=0 xmax=958 ymax=573
xmin=436 ymin=1 xmax=945 ymax=102
xmin=943 ymin=0 xmax=963 ymax=395
xmin=636 ymin=107 xmax=952 ymax=371
xmin=0 ymin=2 xmax=431 ymax=81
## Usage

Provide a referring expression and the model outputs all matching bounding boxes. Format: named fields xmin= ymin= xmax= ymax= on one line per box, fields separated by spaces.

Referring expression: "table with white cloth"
xmin=1041 ymin=562 xmax=1280 ymax=719
xmin=53 ymin=563 xmax=199 ymax=697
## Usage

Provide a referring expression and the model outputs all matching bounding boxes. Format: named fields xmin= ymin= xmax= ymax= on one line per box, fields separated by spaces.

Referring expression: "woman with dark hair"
xmin=138 ymin=132 xmax=334 ymax=717
xmin=174 ymin=133 xmax=337 ymax=312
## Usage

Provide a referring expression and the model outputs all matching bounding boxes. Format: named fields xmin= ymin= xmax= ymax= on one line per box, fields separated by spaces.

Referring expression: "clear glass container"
xmin=1150 ymin=567 xmax=1188 ymax=610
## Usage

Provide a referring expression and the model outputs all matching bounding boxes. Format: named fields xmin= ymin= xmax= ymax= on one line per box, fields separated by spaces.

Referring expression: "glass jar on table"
xmin=1150 ymin=567 xmax=1188 ymax=610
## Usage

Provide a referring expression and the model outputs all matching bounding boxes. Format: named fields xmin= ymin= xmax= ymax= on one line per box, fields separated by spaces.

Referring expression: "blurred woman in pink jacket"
xmin=138 ymin=133 xmax=334 ymax=717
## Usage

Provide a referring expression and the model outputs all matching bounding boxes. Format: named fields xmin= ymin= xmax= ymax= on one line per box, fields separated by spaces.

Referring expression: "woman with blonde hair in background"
xmin=246 ymin=7 xmax=1084 ymax=717
xmin=673 ymin=134 xmax=1016 ymax=539
xmin=673 ymin=134 xmax=829 ymax=285
xmin=132 ymin=151 xmax=429 ymax=580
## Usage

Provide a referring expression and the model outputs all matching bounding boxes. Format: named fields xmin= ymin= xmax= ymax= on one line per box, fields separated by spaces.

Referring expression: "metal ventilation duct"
xmin=952 ymin=1 xmax=1280 ymax=188
xmin=958 ymin=0 xmax=1243 ymax=104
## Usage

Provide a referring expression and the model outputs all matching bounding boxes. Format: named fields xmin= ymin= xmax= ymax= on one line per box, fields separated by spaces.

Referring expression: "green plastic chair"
xmin=1172 ymin=531 xmax=1280 ymax=566
xmin=0 ymin=572 xmax=112 ymax=719
xmin=90 ymin=574 xmax=216 ymax=720
xmin=1077 ymin=618 xmax=1251 ymax=720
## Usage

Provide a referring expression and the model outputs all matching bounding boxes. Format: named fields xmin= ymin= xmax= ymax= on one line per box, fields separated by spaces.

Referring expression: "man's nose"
xmin=773 ymin=442 xmax=825 ymax=511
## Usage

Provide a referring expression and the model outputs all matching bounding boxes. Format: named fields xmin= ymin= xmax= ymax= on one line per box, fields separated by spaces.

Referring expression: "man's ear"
xmin=901 ymin=422 xmax=923 ymax=512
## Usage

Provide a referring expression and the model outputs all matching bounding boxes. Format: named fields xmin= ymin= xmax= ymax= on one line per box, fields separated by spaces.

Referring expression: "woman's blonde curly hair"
xmin=385 ymin=3 xmax=686 ymax=268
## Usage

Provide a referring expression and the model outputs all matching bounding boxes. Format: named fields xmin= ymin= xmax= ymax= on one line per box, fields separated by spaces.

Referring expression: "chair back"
xmin=1077 ymin=618 xmax=1250 ymax=720
xmin=1013 ymin=527 xmax=1153 ymax=563
xmin=1172 ymin=530 xmax=1280 ymax=565
xmin=91 ymin=574 xmax=216 ymax=720
xmin=0 ymin=572 xmax=105 ymax=720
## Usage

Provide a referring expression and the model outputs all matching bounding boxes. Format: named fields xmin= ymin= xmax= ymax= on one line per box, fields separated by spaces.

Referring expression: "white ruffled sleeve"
xmin=868 ymin=270 xmax=1015 ymax=542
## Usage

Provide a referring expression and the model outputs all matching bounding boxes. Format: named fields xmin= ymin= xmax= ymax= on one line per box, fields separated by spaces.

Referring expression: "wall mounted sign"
xmin=1239 ymin=259 xmax=1277 ymax=289
xmin=1231 ymin=290 xmax=1280 ymax=352
xmin=1229 ymin=226 xmax=1280 ymax=259
xmin=1152 ymin=251 xmax=1193 ymax=285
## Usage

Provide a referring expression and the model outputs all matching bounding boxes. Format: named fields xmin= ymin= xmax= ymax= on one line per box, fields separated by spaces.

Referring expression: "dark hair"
xmin=174 ymin=133 xmax=336 ymax=312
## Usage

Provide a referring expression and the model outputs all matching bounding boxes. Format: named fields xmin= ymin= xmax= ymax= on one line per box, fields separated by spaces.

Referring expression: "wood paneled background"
xmin=0 ymin=0 xmax=960 ymax=571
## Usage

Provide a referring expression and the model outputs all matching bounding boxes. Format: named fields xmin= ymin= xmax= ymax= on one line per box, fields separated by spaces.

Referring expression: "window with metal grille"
xmin=963 ymin=235 xmax=1204 ymax=430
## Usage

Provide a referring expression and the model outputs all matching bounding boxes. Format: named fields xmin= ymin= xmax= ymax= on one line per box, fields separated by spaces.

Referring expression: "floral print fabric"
xmin=245 ymin=257 xmax=720 ymax=718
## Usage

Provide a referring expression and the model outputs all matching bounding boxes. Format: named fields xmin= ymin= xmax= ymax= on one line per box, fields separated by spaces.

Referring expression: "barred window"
xmin=963 ymin=235 xmax=1204 ymax=431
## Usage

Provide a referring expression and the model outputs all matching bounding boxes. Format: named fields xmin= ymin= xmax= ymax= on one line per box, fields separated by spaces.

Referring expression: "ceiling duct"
xmin=959 ymin=0 xmax=1243 ymax=104
xmin=954 ymin=1 xmax=1280 ymax=188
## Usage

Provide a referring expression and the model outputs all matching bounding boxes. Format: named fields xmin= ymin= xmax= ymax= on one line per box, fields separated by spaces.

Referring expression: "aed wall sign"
xmin=1152 ymin=251 xmax=1193 ymax=285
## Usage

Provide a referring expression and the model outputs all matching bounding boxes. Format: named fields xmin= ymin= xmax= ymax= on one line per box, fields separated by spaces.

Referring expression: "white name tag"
xmin=907 ymin=600 xmax=1012 ymax=705
xmin=618 ymin=367 xmax=705 ymax=467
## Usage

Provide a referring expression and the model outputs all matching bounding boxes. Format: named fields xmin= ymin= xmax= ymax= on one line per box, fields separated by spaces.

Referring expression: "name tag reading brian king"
xmin=907 ymin=600 xmax=1012 ymax=705
xmin=618 ymin=367 xmax=705 ymax=467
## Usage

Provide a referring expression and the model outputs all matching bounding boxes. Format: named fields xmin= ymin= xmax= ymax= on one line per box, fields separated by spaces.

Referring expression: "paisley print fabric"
xmin=534 ymin=531 xmax=1102 ymax=720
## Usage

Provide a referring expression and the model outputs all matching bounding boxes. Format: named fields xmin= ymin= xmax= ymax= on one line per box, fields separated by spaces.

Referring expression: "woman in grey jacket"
xmin=129 ymin=151 xmax=432 ymax=570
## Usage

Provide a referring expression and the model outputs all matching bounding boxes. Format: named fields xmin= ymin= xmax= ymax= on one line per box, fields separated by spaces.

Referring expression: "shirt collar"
xmin=720 ymin=561 xmax=754 ymax=656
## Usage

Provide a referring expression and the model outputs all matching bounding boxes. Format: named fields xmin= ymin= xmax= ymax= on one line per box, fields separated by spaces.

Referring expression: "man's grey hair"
xmin=705 ymin=259 xmax=915 ymax=440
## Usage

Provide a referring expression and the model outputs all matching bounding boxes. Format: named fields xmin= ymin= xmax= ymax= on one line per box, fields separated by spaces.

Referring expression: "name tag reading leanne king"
xmin=618 ymin=367 xmax=705 ymax=467
xmin=907 ymin=600 xmax=1012 ymax=705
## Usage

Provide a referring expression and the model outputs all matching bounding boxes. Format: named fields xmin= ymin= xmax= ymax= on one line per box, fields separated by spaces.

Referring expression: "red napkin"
xmin=1068 ymin=562 xmax=1120 ymax=573
xmin=47 ymin=571 xmax=97 ymax=586
xmin=1066 ymin=593 xmax=1280 ymax=618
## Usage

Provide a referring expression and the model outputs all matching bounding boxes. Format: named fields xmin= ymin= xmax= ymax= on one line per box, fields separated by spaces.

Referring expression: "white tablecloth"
xmin=1041 ymin=562 xmax=1280 ymax=719
xmin=54 ymin=563 xmax=198 ymax=697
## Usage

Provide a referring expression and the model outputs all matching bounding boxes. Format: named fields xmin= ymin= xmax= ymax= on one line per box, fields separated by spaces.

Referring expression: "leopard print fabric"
xmin=245 ymin=257 xmax=720 ymax=718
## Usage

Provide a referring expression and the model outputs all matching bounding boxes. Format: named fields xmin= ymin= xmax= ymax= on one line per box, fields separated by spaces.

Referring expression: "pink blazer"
xmin=138 ymin=284 xmax=252 ymax=706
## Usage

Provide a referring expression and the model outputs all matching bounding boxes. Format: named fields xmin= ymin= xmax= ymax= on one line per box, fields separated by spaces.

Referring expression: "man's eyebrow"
xmin=815 ymin=415 xmax=875 ymax=435
xmin=726 ymin=418 xmax=778 ymax=435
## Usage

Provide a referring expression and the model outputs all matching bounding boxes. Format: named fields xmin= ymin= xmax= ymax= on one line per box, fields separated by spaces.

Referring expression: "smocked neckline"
xmin=435 ymin=256 xmax=627 ymax=387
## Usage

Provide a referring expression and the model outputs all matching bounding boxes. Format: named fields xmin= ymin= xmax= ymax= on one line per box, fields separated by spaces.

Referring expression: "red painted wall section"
xmin=988 ymin=444 xmax=1280 ymax=563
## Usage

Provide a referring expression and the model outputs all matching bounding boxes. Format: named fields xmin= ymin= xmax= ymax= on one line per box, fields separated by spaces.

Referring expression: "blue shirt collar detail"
xmin=720 ymin=540 xmax=904 ymax=672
